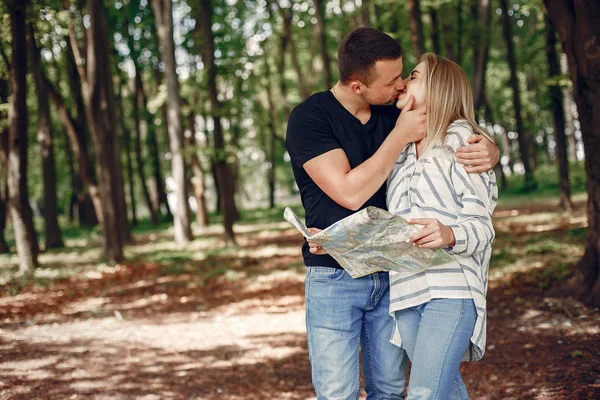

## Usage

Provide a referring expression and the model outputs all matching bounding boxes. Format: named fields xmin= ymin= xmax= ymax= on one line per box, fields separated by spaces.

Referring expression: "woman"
xmin=387 ymin=53 xmax=497 ymax=399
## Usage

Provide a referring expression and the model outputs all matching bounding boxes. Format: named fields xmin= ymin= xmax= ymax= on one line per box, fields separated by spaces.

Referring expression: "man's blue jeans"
xmin=394 ymin=298 xmax=476 ymax=400
xmin=305 ymin=267 xmax=407 ymax=400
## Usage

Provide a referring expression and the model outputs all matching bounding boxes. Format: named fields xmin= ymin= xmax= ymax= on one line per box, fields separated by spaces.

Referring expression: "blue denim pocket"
xmin=306 ymin=266 xmax=346 ymax=282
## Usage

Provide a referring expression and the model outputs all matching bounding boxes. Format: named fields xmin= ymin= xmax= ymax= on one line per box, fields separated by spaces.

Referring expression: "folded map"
xmin=284 ymin=206 xmax=455 ymax=278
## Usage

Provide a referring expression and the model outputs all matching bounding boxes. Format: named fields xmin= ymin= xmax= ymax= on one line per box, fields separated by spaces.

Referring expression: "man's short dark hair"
xmin=338 ymin=28 xmax=402 ymax=85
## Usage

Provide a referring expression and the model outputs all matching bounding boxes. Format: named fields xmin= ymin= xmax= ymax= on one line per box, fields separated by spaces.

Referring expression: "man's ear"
xmin=349 ymin=80 xmax=364 ymax=95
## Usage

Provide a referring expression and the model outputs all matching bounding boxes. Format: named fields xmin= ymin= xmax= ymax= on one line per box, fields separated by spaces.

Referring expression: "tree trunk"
xmin=44 ymin=76 xmax=101 ymax=226
xmin=544 ymin=0 xmax=600 ymax=306
xmin=429 ymin=7 xmax=441 ymax=55
xmin=65 ymin=38 xmax=98 ymax=226
xmin=561 ymin=53 xmax=578 ymax=162
xmin=264 ymin=55 xmax=278 ymax=209
xmin=281 ymin=8 xmax=310 ymax=99
xmin=500 ymin=0 xmax=535 ymax=190
xmin=408 ymin=0 xmax=425 ymax=59
xmin=313 ymin=0 xmax=333 ymax=88
xmin=78 ymin=0 xmax=127 ymax=262
xmin=442 ymin=2 xmax=455 ymax=61
xmin=472 ymin=0 xmax=491 ymax=111
xmin=0 ymin=79 xmax=9 ymax=253
xmin=545 ymin=14 xmax=573 ymax=211
xmin=7 ymin=0 xmax=39 ymax=274
xmin=187 ymin=112 xmax=209 ymax=227
xmin=456 ymin=0 xmax=463 ymax=64
xmin=116 ymin=79 xmax=137 ymax=227
xmin=198 ymin=0 xmax=236 ymax=244
xmin=360 ymin=0 xmax=370 ymax=27
xmin=133 ymin=67 xmax=158 ymax=225
xmin=151 ymin=0 xmax=192 ymax=243
xmin=28 ymin=24 xmax=64 ymax=249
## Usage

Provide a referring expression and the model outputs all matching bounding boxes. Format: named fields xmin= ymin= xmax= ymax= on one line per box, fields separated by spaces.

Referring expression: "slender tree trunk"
xmin=75 ymin=0 xmax=127 ymax=262
xmin=313 ymin=0 xmax=332 ymax=88
xmin=133 ymin=67 xmax=158 ymax=225
xmin=500 ymin=0 xmax=535 ymax=190
xmin=198 ymin=0 xmax=236 ymax=244
xmin=472 ymin=0 xmax=491 ymax=111
xmin=281 ymin=8 xmax=310 ymax=99
xmin=545 ymin=0 xmax=600 ymax=305
xmin=456 ymin=0 xmax=463 ymax=64
xmin=117 ymin=79 xmax=137 ymax=226
xmin=65 ymin=39 xmax=98 ymax=226
xmin=7 ymin=0 xmax=39 ymax=274
xmin=186 ymin=112 xmax=209 ymax=227
xmin=442 ymin=2 xmax=455 ymax=61
xmin=45 ymin=77 xmax=101 ymax=226
xmin=151 ymin=0 xmax=192 ymax=243
xmin=545 ymin=15 xmax=573 ymax=211
xmin=360 ymin=0 xmax=370 ymax=27
xmin=429 ymin=7 xmax=441 ymax=55
xmin=408 ymin=0 xmax=425 ymax=59
xmin=561 ymin=53 xmax=578 ymax=162
xmin=28 ymin=25 xmax=64 ymax=249
xmin=264 ymin=57 xmax=278 ymax=209
xmin=267 ymin=4 xmax=292 ymax=119
xmin=0 ymin=79 xmax=9 ymax=253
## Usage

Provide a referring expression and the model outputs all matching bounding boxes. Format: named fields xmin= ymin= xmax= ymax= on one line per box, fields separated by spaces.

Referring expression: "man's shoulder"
xmin=372 ymin=104 xmax=400 ymax=119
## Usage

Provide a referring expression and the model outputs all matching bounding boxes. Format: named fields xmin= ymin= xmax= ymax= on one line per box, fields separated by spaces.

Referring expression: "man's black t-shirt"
xmin=285 ymin=90 xmax=401 ymax=268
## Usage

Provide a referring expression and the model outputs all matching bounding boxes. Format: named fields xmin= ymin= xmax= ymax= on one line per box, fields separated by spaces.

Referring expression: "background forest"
xmin=0 ymin=0 xmax=599 ymax=399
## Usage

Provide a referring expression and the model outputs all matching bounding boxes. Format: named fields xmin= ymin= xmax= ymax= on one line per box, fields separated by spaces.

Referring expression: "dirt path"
xmin=1 ymin=205 xmax=599 ymax=399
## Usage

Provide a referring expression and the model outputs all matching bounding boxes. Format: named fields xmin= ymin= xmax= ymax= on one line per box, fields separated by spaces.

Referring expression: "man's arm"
xmin=456 ymin=135 xmax=500 ymax=173
xmin=303 ymin=96 xmax=426 ymax=211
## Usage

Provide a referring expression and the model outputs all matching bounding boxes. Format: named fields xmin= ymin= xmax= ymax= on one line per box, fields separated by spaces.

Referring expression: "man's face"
xmin=360 ymin=57 xmax=405 ymax=106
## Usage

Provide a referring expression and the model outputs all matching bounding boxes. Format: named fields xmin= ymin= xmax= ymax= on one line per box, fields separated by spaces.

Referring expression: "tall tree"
xmin=545 ymin=14 xmax=573 ymax=211
xmin=500 ymin=0 xmax=535 ymax=190
xmin=28 ymin=24 xmax=64 ymax=249
xmin=428 ymin=6 xmax=441 ymax=55
xmin=186 ymin=110 xmax=209 ymax=228
xmin=0 ymin=78 xmax=9 ymax=254
xmin=279 ymin=5 xmax=310 ymax=99
xmin=151 ymin=0 xmax=193 ymax=243
xmin=560 ymin=53 xmax=578 ymax=162
xmin=472 ymin=0 xmax=491 ymax=111
xmin=313 ymin=0 xmax=333 ymax=88
xmin=198 ymin=0 xmax=237 ymax=244
xmin=544 ymin=0 xmax=600 ymax=305
xmin=67 ymin=0 xmax=128 ymax=261
xmin=360 ymin=0 xmax=371 ymax=27
xmin=63 ymin=39 xmax=98 ymax=226
xmin=116 ymin=78 xmax=137 ymax=226
xmin=7 ymin=0 xmax=39 ymax=274
xmin=408 ymin=0 xmax=425 ymax=59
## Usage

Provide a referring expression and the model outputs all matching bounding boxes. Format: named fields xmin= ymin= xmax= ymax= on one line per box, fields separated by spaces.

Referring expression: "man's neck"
xmin=331 ymin=82 xmax=371 ymax=122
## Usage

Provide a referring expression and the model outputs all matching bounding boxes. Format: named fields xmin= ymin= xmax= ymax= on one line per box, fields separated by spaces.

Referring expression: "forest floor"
xmin=0 ymin=194 xmax=599 ymax=400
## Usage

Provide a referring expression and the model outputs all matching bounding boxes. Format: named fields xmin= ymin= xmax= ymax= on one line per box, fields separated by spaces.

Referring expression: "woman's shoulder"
xmin=443 ymin=120 xmax=475 ymax=151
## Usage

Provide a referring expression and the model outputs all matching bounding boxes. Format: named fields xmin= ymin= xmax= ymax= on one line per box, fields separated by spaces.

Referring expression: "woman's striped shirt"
xmin=386 ymin=120 xmax=498 ymax=361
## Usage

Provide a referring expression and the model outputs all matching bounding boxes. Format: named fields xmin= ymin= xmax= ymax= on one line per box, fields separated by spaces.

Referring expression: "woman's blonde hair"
xmin=419 ymin=53 xmax=494 ymax=154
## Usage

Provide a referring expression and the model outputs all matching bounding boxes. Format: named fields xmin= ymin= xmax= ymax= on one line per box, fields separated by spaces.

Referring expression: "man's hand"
xmin=407 ymin=218 xmax=455 ymax=249
xmin=455 ymin=134 xmax=499 ymax=173
xmin=307 ymin=228 xmax=327 ymax=255
xmin=391 ymin=95 xmax=426 ymax=144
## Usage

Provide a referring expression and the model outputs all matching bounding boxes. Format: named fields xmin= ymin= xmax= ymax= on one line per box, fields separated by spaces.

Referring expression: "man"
xmin=285 ymin=28 xmax=498 ymax=400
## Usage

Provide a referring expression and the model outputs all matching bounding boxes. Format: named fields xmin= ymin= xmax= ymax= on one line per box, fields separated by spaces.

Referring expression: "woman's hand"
xmin=407 ymin=218 xmax=456 ymax=249
xmin=455 ymin=134 xmax=499 ymax=173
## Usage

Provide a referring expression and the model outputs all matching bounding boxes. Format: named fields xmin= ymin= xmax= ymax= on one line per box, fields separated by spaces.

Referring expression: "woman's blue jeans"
xmin=394 ymin=298 xmax=476 ymax=400
xmin=305 ymin=267 xmax=407 ymax=400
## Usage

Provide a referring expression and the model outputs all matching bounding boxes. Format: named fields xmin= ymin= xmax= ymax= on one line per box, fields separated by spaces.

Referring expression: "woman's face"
xmin=396 ymin=61 xmax=427 ymax=111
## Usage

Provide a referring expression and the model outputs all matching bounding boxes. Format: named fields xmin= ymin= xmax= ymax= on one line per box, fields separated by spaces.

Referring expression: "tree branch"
xmin=64 ymin=0 xmax=86 ymax=82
